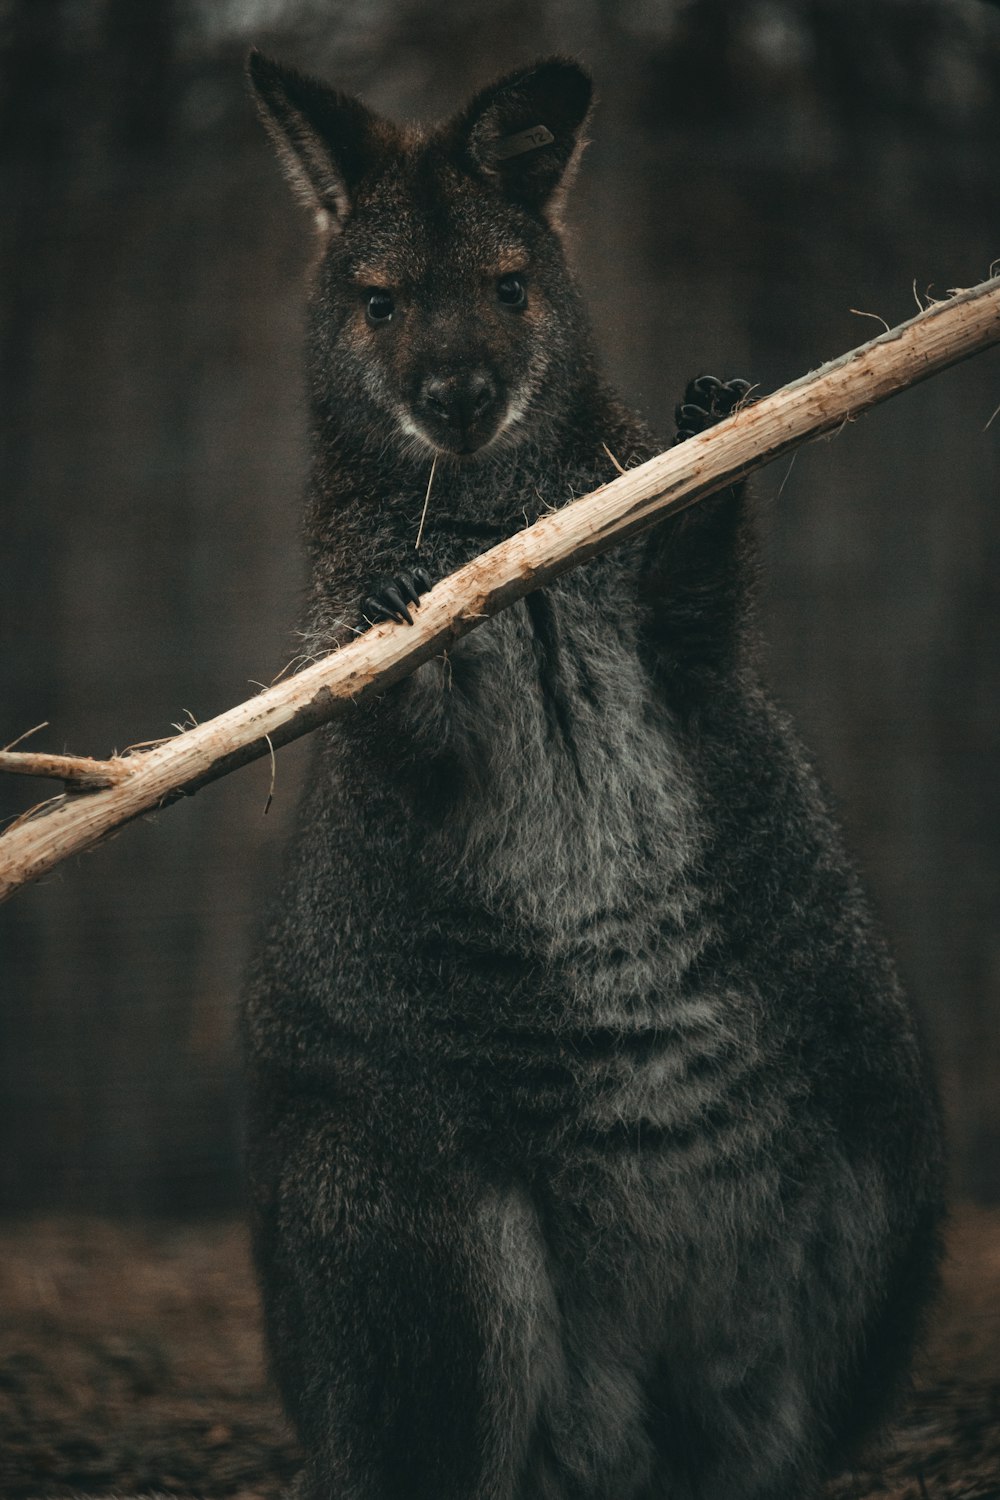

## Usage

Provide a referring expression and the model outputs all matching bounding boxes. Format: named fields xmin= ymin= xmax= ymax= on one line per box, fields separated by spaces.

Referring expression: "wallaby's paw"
xmin=673 ymin=375 xmax=753 ymax=444
xmin=361 ymin=566 xmax=433 ymax=627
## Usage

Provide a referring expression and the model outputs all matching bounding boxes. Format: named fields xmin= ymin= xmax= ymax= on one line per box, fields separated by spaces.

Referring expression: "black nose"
xmin=419 ymin=370 xmax=498 ymax=439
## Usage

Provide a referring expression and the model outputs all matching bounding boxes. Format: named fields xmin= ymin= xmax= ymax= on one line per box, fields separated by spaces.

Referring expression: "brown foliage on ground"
xmin=0 ymin=1206 xmax=997 ymax=1498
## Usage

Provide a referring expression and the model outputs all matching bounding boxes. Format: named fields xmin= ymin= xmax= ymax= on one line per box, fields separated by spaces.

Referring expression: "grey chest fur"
xmin=415 ymin=579 xmax=706 ymax=987
xmin=393 ymin=581 xmax=771 ymax=1170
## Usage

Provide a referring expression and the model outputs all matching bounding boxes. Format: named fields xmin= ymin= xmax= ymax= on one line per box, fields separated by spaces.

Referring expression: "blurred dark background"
xmin=1 ymin=0 xmax=998 ymax=1216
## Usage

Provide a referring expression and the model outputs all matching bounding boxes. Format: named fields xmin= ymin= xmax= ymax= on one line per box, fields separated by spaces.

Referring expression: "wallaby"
xmin=245 ymin=53 xmax=944 ymax=1500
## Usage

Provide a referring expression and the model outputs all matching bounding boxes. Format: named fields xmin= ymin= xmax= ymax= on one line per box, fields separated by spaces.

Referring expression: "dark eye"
xmin=497 ymin=275 xmax=527 ymax=309
xmin=365 ymin=289 xmax=395 ymax=325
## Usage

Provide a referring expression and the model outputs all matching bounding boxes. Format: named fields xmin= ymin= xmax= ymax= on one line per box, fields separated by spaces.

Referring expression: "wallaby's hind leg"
xmin=251 ymin=1096 xmax=549 ymax=1500
xmin=250 ymin=1098 xmax=479 ymax=1500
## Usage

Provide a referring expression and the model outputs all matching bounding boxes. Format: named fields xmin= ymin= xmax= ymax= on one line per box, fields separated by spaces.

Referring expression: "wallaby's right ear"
xmin=455 ymin=59 xmax=593 ymax=220
xmin=247 ymin=50 xmax=387 ymax=231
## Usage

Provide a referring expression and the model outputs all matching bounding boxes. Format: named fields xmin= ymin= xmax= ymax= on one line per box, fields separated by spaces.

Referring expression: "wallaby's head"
xmin=249 ymin=54 xmax=594 ymax=461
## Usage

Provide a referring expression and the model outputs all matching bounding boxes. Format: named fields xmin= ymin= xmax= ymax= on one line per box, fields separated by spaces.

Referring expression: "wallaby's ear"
xmin=455 ymin=58 xmax=593 ymax=219
xmin=247 ymin=50 xmax=388 ymax=231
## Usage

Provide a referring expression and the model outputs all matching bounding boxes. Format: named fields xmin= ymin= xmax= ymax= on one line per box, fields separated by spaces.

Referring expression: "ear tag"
xmin=494 ymin=124 xmax=555 ymax=161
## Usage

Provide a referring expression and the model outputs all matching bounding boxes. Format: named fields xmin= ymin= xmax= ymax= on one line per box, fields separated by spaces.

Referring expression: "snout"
xmin=416 ymin=367 xmax=503 ymax=454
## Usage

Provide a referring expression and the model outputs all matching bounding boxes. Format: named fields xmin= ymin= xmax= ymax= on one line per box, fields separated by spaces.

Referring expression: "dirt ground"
xmin=0 ymin=1206 xmax=997 ymax=1499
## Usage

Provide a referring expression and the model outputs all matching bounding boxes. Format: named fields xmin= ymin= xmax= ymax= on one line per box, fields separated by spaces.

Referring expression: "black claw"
xmin=689 ymin=375 xmax=723 ymax=401
xmin=362 ymin=593 xmax=406 ymax=625
xmin=673 ymin=375 xmax=755 ymax=444
xmin=386 ymin=587 xmax=413 ymax=624
xmin=360 ymin=566 xmax=435 ymax=630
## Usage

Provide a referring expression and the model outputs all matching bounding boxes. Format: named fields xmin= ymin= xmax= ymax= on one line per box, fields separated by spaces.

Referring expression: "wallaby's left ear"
xmin=454 ymin=58 xmax=593 ymax=219
xmin=247 ymin=49 xmax=390 ymax=232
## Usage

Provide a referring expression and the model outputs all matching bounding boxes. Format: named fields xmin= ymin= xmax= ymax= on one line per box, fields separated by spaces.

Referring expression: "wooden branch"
xmin=0 ymin=751 xmax=128 ymax=791
xmin=2 ymin=275 xmax=999 ymax=903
